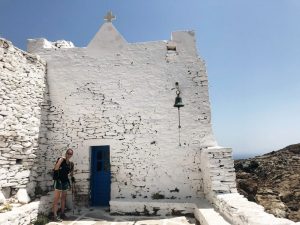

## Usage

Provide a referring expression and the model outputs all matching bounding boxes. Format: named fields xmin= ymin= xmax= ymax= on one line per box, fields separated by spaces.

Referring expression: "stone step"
xmin=194 ymin=199 xmax=231 ymax=225
xmin=110 ymin=199 xmax=231 ymax=225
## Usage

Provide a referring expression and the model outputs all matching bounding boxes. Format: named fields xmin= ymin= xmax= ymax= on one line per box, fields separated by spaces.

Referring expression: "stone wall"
xmin=28 ymin=22 xmax=217 ymax=204
xmin=215 ymin=193 xmax=299 ymax=225
xmin=200 ymin=146 xmax=237 ymax=202
xmin=0 ymin=38 xmax=46 ymax=200
xmin=200 ymin=147 xmax=299 ymax=225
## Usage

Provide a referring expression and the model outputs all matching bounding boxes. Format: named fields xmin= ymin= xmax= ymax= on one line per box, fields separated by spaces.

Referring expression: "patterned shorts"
xmin=53 ymin=180 xmax=70 ymax=192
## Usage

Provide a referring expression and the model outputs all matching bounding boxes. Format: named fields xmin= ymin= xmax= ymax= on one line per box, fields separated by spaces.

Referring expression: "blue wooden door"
xmin=91 ymin=146 xmax=111 ymax=206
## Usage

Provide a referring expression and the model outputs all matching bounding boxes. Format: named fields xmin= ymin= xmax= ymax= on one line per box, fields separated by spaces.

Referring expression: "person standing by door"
xmin=52 ymin=148 xmax=75 ymax=221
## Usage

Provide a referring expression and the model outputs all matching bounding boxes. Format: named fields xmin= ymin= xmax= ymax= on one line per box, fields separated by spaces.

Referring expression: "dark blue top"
xmin=57 ymin=158 xmax=72 ymax=182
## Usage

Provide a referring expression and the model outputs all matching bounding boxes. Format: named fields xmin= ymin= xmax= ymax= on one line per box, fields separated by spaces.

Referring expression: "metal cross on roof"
xmin=104 ymin=11 xmax=116 ymax=22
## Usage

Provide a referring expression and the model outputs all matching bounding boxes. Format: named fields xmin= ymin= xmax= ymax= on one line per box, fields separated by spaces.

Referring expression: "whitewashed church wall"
xmin=29 ymin=29 xmax=217 ymax=203
xmin=0 ymin=38 xmax=46 ymax=199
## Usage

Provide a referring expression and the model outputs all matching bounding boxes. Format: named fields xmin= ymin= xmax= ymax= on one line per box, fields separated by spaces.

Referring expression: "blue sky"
xmin=1 ymin=0 xmax=300 ymax=158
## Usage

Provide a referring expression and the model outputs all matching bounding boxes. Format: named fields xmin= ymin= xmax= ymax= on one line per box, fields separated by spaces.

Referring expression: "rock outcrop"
xmin=235 ymin=143 xmax=300 ymax=222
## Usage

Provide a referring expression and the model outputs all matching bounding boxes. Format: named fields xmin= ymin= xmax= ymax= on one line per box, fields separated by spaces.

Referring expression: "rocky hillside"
xmin=234 ymin=144 xmax=300 ymax=222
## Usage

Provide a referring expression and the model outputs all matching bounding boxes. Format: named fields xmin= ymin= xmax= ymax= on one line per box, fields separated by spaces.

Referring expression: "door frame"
xmin=90 ymin=145 xmax=111 ymax=206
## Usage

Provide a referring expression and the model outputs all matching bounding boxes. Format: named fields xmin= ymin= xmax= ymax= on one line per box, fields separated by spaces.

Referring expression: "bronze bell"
xmin=174 ymin=91 xmax=184 ymax=108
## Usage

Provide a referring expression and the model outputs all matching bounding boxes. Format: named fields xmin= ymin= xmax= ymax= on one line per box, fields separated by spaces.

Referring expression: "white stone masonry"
xmin=28 ymin=22 xmax=217 ymax=204
xmin=0 ymin=38 xmax=46 ymax=200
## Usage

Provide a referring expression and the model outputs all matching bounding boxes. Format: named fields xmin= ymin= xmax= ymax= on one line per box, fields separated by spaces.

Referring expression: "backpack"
xmin=52 ymin=158 xmax=74 ymax=180
xmin=52 ymin=158 xmax=61 ymax=180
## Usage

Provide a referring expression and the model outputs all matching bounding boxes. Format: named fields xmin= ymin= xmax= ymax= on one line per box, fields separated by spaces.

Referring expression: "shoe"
xmin=60 ymin=213 xmax=68 ymax=220
xmin=51 ymin=215 xmax=62 ymax=222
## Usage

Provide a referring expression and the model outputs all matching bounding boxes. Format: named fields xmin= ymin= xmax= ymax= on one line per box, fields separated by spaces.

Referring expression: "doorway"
xmin=90 ymin=145 xmax=111 ymax=206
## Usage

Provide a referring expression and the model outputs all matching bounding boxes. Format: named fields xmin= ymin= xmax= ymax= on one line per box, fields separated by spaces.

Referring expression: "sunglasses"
xmin=67 ymin=153 xmax=73 ymax=155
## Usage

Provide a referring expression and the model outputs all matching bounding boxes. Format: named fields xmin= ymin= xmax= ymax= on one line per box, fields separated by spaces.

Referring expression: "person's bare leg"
xmin=61 ymin=191 xmax=67 ymax=215
xmin=53 ymin=190 xmax=61 ymax=217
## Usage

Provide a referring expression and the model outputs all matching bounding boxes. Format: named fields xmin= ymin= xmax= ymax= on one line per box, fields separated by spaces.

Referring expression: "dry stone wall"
xmin=0 ymin=39 xmax=46 ymax=200
xmin=200 ymin=147 xmax=237 ymax=202
xmin=200 ymin=147 xmax=300 ymax=225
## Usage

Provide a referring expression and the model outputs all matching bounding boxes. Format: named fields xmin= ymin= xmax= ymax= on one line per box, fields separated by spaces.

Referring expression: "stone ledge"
xmin=194 ymin=198 xmax=231 ymax=225
xmin=110 ymin=199 xmax=195 ymax=216
xmin=215 ymin=193 xmax=299 ymax=225
xmin=110 ymin=199 xmax=231 ymax=225
xmin=195 ymin=207 xmax=231 ymax=225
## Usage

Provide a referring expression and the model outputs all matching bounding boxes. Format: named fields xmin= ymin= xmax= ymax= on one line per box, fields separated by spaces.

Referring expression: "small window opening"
xmin=16 ymin=159 xmax=22 ymax=165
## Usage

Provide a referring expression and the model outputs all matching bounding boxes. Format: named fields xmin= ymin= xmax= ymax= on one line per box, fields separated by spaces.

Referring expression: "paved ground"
xmin=46 ymin=207 xmax=196 ymax=225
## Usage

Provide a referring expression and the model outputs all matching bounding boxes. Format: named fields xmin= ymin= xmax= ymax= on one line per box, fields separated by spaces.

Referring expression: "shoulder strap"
xmin=53 ymin=157 xmax=63 ymax=169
